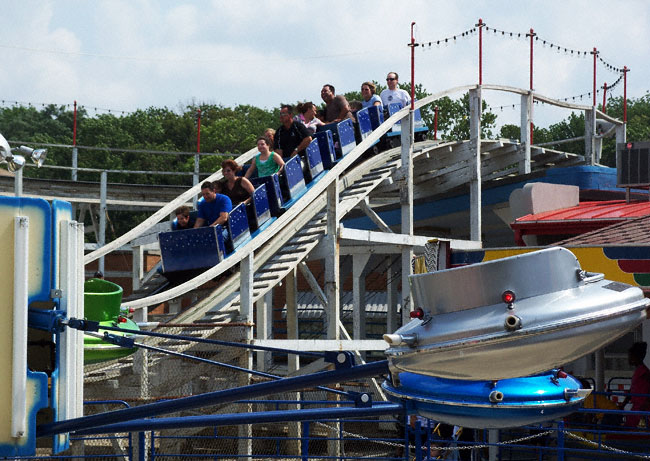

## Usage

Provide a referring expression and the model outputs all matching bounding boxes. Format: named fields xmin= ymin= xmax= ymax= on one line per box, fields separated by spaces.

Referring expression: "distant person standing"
xmin=619 ymin=342 xmax=650 ymax=428
xmin=380 ymin=72 xmax=411 ymax=108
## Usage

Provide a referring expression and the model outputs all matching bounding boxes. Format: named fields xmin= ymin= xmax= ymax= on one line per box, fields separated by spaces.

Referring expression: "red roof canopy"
xmin=511 ymin=200 xmax=650 ymax=246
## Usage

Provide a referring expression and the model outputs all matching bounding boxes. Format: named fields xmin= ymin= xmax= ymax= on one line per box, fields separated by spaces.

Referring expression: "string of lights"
xmin=597 ymin=54 xmax=625 ymax=74
xmin=532 ymin=34 xmax=590 ymax=58
xmin=418 ymin=26 xmax=477 ymax=49
xmin=0 ymin=99 xmax=132 ymax=116
xmin=484 ymin=24 xmax=530 ymax=41
xmin=3 ymin=21 xmax=628 ymax=117
xmin=492 ymin=78 xmax=623 ymax=112
xmin=417 ymin=22 xmax=625 ymax=75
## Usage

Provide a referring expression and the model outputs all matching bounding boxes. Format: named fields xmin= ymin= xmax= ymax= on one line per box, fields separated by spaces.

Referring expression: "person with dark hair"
xmin=361 ymin=81 xmax=382 ymax=108
xmin=220 ymin=159 xmax=255 ymax=206
xmin=194 ymin=181 xmax=232 ymax=228
xmin=171 ymin=205 xmax=196 ymax=230
xmin=295 ymin=101 xmax=323 ymax=134
xmin=320 ymin=84 xmax=353 ymax=123
xmin=380 ymin=72 xmax=411 ymax=108
xmin=619 ymin=341 xmax=650 ymax=427
xmin=244 ymin=137 xmax=284 ymax=179
xmin=273 ymin=104 xmax=312 ymax=159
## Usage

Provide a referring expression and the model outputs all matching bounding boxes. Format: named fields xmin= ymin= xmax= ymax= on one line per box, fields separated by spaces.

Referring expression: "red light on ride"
xmin=118 ymin=316 xmax=127 ymax=323
xmin=502 ymin=290 xmax=516 ymax=304
xmin=410 ymin=308 xmax=425 ymax=319
xmin=557 ymin=370 xmax=567 ymax=379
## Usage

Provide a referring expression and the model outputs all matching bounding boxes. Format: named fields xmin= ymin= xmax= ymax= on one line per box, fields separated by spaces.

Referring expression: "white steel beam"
xmin=325 ymin=180 xmax=340 ymax=340
xmin=12 ymin=216 xmax=28 ymax=438
xmin=469 ymin=88 xmax=482 ymax=243
xmin=253 ymin=339 xmax=388 ymax=351
xmin=520 ymin=91 xmax=533 ymax=174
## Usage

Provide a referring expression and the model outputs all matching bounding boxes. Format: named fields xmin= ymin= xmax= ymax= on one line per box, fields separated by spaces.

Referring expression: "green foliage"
xmin=599 ymin=95 xmax=650 ymax=166
xmin=0 ymin=102 xmax=279 ymax=185
xmin=500 ymin=112 xmax=586 ymax=157
xmin=499 ymin=95 xmax=650 ymax=167
xmin=434 ymin=93 xmax=497 ymax=141
xmin=343 ymin=83 xmax=496 ymax=142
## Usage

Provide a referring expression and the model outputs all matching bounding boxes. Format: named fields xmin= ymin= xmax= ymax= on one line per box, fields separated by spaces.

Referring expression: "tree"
xmin=432 ymin=93 xmax=497 ymax=141
xmin=600 ymin=95 xmax=650 ymax=166
xmin=499 ymin=94 xmax=650 ymax=167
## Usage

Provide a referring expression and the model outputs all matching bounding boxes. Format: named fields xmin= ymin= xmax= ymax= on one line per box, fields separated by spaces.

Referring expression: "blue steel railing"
xmin=6 ymin=400 xmax=142 ymax=461
xmin=144 ymin=393 xmax=650 ymax=461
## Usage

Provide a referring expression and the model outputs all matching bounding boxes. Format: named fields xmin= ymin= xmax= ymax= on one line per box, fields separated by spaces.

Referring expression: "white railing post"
xmin=59 ymin=220 xmax=85 ymax=427
xmin=193 ymin=153 xmax=199 ymax=208
xmin=71 ymin=146 xmax=78 ymax=181
xmin=12 ymin=216 xmax=29 ymax=438
xmin=14 ymin=168 xmax=23 ymax=197
xmin=238 ymin=251 xmax=253 ymax=461
xmin=352 ymin=254 xmax=370 ymax=342
xmin=584 ymin=108 xmax=596 ymax=165
xmin=256 ymin=290 xmax=273 ymax=371
xmin=99 ymin=171 xmax=107 ymax=274
xmin=469 ymin=88 xmax=482 ymax=242
xmin=325 ymin=180 xmax=340 ymax=340
xmin=520 ymin=91 xmax=533 ymax=174
xmin=400 ymin=110 xmax=414 ymax=324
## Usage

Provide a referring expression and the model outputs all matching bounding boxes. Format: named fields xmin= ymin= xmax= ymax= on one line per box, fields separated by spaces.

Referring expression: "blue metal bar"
xmin=72 ymin=321 xmax=325 ymax=358
xmin=301 ymin=421 xmax=309 ymax=461
xmin=74 ymin=404 xmax=403 ymax=435
xmin=38 ymin=360 xmax=389 ymax=437
xmin=138 ymin=431 xmax=145 ymax=461
xmin=133 ymin=340 xmax=348 ymax=396
xmin=557 ymin=420 xmax=565 ymax=461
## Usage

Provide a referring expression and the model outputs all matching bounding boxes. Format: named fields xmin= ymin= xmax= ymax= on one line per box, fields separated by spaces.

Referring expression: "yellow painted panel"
xmin=481 ymin=247 xmax=638 ymax=286
xmin=0 ymin=200 xmax=48 ymax=446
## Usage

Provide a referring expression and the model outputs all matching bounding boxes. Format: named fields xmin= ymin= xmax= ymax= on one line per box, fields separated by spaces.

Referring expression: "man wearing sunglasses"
xmin=380 ymin=72 xmax=411 ymax=108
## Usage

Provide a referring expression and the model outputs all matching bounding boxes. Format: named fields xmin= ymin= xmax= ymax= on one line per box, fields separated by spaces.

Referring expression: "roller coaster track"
xmin=82 ymin=84 xmax=613 ymax=385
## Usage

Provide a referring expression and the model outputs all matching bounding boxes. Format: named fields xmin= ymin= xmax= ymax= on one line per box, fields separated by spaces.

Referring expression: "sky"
xmin=1 ymin=0 xmax=648 ymax=130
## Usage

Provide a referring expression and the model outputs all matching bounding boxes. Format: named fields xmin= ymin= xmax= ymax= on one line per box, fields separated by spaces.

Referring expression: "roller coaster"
xmin=2 ymin=81 xmax=645 ymax=460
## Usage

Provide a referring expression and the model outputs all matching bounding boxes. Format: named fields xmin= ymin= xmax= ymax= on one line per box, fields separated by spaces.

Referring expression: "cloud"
xmin=0 ymin=0 xmax=647 ymax=127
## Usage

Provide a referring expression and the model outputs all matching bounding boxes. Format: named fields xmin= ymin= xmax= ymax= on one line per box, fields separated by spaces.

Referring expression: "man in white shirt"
xmin=380 ymin=72 xmax=411 ymax=108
